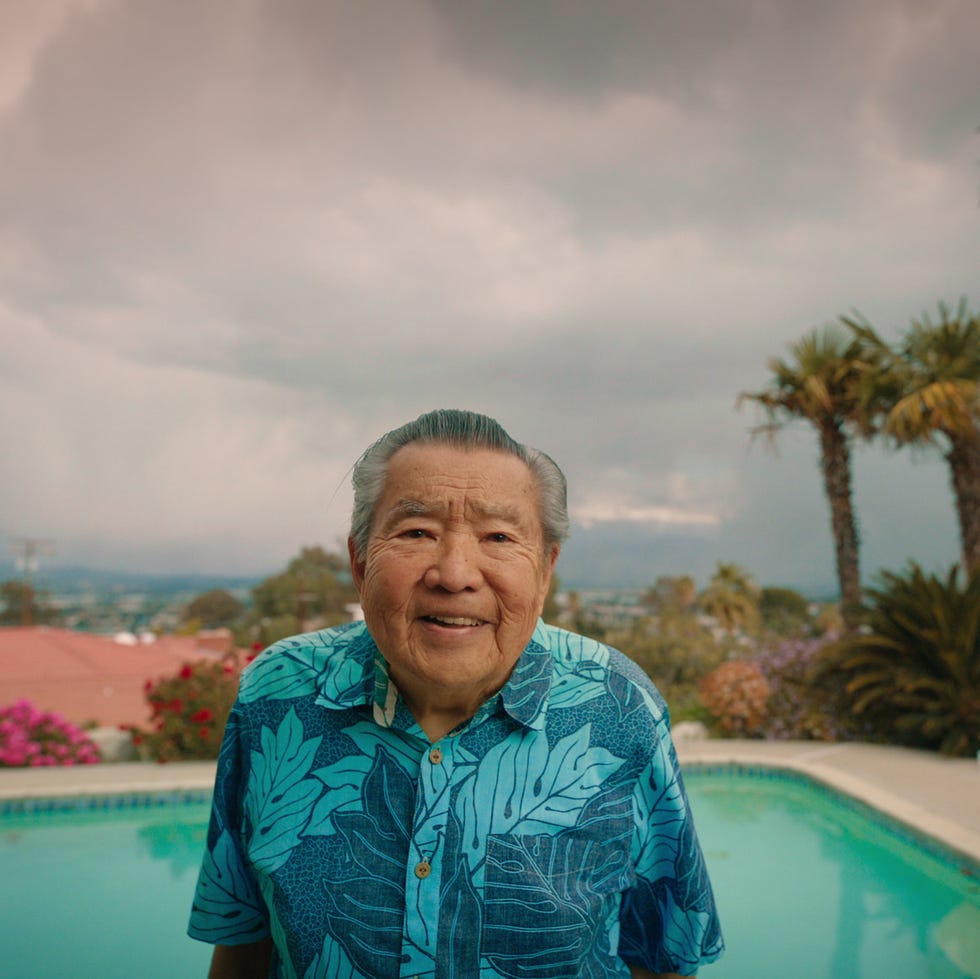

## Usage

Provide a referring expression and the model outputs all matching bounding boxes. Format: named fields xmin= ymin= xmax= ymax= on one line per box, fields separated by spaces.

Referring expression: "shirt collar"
xmin=319 ymin=619 xmax=555 ymax=732
xmin=497 ymin=619 xmax=553 ymax=730
xmin=311 ymin=620 xmax=377 ymax=713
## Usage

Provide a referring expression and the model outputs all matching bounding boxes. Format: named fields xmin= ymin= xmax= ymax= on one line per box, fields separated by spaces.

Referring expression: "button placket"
xmin=401 ymin=738 xmax=454 ymax=972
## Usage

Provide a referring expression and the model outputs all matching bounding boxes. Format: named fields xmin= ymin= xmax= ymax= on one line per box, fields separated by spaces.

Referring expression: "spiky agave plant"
xmin=814 ymin=563 xmax=980 ymax=756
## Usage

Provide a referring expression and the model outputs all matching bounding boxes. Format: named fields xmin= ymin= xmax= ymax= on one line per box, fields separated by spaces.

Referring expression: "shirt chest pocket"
xmin=481 ymin=816 xmax=634 ymax=977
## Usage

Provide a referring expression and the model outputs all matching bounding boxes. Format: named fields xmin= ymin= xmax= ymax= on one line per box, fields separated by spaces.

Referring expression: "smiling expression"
xmin=349 ymin=443 xmax=559 ymax=724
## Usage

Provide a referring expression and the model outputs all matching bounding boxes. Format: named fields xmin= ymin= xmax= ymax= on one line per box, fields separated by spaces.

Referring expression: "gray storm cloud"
xmin=0 ymin=0 xmax=975 ymax=588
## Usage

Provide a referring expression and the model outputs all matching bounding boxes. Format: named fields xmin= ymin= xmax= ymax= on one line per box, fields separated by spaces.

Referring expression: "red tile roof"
xmin=0 ymin=626 xmax=240 ymax=728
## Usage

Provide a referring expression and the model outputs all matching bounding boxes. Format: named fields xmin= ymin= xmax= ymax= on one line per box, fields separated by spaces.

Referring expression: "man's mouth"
xmin=421 ymin=615 xmax=485 ymax=627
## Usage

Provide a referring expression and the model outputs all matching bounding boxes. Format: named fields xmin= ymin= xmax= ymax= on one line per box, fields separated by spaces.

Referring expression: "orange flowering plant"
xmin=697 ymin=659 xmax=771 ymax=737
xmin=128 ymin=657 xmax=243 ymax=762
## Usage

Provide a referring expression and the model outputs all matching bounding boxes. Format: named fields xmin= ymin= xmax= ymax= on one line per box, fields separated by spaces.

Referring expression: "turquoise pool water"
xmin=0 ymin=793 xmax=213 ymax=979
xmin=685 ymin=768 xmax=980 ymax=978
xmin=0 ymin=771 xmax=977 ymax=978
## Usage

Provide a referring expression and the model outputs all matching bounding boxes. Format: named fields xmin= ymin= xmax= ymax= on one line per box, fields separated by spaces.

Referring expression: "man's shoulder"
xmin=538 ymin=622 xmax=668 ymax=721
xmin=238 ymin=620 xmax=374 ymax=705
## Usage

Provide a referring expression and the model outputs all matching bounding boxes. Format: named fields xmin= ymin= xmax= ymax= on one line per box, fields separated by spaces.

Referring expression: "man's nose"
xmin=423 ymin=532 xmax=482 ymax=591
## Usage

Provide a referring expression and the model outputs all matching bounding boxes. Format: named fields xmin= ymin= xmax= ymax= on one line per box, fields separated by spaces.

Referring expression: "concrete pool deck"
xmin=1 ymin=739 xmax=978 ymax=867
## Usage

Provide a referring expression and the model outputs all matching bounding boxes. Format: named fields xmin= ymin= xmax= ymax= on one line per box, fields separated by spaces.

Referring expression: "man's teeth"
xmin=428 ymin=616 xmax=482 ymax=626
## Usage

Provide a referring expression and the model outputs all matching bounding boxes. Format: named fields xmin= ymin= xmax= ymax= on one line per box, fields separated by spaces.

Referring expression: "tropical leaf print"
xmin=190 ymin=829 xmax=267 ymax=944
xmin=241 ymin=626 xmax=368 ymax=705
xmin=337 ymin=722 xmax=424 ymax=775
xmin=482 ymin=828 xmax=625 ymax=978
xmin=620 ymin=877 xmax=721 ymax=976
xmin=549 ymin=628 xmax=610 ymax=667
xmin=455 ymin=724 xmax=624 ymax=843
xmin=630 ymin=754 xmax=689 ymax=883
xmin=246 ymin=707 xmax=323 ymax=871
xmin=241 ymin=646 xmax=328 ymax=704
xmin=306 ymin=721 xmax=426 ymax=836
xmin=302 ymin=935 xmax=360 ymax=979
xmin=319 ymin=748 xmax=421 ymax=977
xmin=305 ymin=755 xmax=373 ymax=835
xmin=437 ymin=813 xmax=483 ymax=979
xmin=548 ymin=660 xmax=608 ymax=710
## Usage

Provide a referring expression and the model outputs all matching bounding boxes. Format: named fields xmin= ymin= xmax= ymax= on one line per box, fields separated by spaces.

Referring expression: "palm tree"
xmin=845 ymin=300 xmax=980 ymax=574
xmin=738 ymin=327 xmax=868 ymax=628
xmin=814 ymin=562 xmax=980 ymax=756
xmin=698 ymin=562 xmax=761 ymax=634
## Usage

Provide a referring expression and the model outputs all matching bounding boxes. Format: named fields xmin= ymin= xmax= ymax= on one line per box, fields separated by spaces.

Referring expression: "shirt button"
xmin=414 ymin=860 xmax=431 ymax=879
xmin=429 ymin=748 xmax=443 ymax=764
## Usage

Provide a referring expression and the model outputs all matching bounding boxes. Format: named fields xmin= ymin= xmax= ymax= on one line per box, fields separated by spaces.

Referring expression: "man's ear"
xmin=537 ymin=545 xmax=561 ymax=612
xmin=546 ymin=544 xmax=561 ymax=576
xmin=348 ymin=537 xmax=365 ymax=594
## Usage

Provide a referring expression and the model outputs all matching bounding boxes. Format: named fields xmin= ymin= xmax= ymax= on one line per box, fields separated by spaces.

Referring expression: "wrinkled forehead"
xmin=374 ymin=442 xmax=543 ymax=528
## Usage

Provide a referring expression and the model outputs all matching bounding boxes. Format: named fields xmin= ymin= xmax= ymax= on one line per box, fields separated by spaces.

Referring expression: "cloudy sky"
xmin=1 ymin=0 xmax=977 ymax=594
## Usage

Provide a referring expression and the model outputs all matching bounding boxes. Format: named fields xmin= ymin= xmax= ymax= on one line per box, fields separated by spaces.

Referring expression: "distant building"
xmin=0 ymin=626 xmax=242 ymax=729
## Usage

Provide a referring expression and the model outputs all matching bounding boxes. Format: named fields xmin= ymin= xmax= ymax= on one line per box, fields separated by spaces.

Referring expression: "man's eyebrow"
xmin=380 ymin=499 xmax=440 ymax=524
xmin=380 ymin=499 xmax=526 ymax=525
xmin=469 ymin=501 xmax=525 ymax=524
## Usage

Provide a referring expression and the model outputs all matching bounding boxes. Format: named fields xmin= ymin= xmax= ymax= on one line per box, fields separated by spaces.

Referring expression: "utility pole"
xmin=9 ymin=538 xmax=56 ymax=626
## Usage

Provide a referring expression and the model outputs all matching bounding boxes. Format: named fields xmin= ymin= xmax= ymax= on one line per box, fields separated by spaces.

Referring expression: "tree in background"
xmin=846 ymin=300 xmax=980 ymax=574
xmin=698 ymin=562 xmax=761 ymax=635
xmin=739 ymin=326 xmax=869 ymax=628
xmin=758 ymin=586 xmax=811 ymax=637
xmin=244 ymin=546 xmax=357 ymax=647
xmin=0 ymin=580 xmax=58 ymax=627
xmin=181 ymin=588 xmax=245 ymax=630
xmin=641 ymin=575 xmax=697 ymax=616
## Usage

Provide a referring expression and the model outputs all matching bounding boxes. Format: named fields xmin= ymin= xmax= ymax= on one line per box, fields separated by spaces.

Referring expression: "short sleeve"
xmin=618 ymin=720 xmax=724 ymax=974
xmin=187 ymin=704 xmax=270 ymax=946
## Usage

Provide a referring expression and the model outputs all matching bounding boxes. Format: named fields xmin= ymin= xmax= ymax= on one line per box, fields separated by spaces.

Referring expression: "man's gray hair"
xmin=349 ymin=409 xmax=569 ymax=559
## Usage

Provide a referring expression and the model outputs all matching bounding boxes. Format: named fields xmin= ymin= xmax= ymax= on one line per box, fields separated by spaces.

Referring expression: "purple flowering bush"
xmin=755 ymin=638 xmax=846 ymax=741
xmin=0 ymin=699 xmax=101 ymax=767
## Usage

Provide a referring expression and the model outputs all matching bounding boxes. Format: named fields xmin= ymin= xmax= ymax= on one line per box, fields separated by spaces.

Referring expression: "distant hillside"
xmin=0 ymin=562 xmax=264 ymax=597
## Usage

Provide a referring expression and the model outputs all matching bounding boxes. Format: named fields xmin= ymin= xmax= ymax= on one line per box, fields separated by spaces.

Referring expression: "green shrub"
xmin=129 ymin=657 xmax=243 ymax=762
xmin=814 ymin=563 xmax=980 ymax=756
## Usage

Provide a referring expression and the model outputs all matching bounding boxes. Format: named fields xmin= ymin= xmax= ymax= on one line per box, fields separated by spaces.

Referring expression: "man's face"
xmin=349 ymin=443 xmax=559 ymax=711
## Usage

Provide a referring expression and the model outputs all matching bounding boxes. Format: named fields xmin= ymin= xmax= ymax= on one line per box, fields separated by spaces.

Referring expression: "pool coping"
xmin=2 ymin=739 xmax=978 ymax=868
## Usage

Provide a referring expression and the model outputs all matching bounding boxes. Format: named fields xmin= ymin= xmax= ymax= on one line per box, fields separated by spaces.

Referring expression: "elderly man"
xmin=189 ymin=409 xmax=723 ymax=978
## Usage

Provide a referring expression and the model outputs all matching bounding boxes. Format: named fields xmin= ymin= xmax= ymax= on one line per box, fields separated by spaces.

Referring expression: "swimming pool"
xmin=0 ymin=792 xmax=213 ymax=979
xmin=685 ymin=767 xmax=980 ymax=978
xmin=0 ymin=770 xmax=976 ymax=978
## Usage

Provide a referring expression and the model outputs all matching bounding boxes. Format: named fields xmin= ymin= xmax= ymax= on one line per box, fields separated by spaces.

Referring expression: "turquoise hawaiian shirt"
xmin=188 ymin=620 xmax=723 ymax=977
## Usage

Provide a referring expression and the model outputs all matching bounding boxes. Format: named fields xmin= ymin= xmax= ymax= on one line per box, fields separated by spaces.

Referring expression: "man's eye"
xmin=401 ymin=528 xmax=429 ymax=539
xmin=486 ymin=532 xmax=511 ymax=543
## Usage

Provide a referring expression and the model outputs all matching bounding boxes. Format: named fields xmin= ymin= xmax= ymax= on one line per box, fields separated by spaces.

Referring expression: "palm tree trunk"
xmin=819 ymin=422 xmax=862 ymax=628
xmin=947 ymin=429 xmax=980 ymax=574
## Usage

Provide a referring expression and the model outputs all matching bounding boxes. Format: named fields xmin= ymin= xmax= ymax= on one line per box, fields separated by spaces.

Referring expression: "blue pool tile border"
xmin=684 ymin=762 xmax=980 ymax=883
xmin=0 ymin=788 xmax=213 ymax=816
